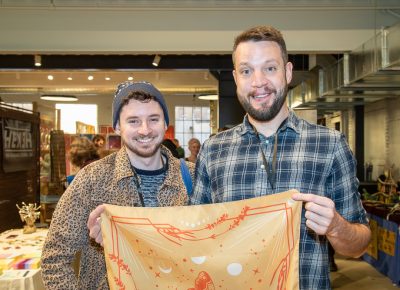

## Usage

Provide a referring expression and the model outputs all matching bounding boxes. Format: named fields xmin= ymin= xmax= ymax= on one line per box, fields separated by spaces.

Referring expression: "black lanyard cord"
xmin=254 ymin=129 xmax=278 ymax=190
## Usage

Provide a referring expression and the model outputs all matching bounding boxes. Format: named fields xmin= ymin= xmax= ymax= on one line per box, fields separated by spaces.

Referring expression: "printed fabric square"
xmin=101 ymin=190 xmax=302 ymax=290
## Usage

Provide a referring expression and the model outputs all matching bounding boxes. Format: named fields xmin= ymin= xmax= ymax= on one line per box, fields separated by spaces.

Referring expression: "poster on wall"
xmin=2 ymin=118 xmax=35 ymax=172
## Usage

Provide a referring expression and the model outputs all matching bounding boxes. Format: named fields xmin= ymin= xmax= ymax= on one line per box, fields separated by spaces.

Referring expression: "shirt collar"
xmin=238 ymin=108 xmax=301 ymax=137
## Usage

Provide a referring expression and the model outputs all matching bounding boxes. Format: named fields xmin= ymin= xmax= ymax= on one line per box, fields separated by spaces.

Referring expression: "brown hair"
xmin=92 ymin=134 xmax=105 ymax=144
xmin=232 ymin=25 xmax=288 ymax=65
xmin=68 ymin=137 xmax=99 ymax=168
xmin=121 ymin=91 xmax=154 ymax=108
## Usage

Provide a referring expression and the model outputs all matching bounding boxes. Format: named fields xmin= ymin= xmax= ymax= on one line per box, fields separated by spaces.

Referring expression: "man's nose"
xmin=138 ymin=122 xmax=151 ymax=135
xmin=251 ymin=70 xmax=268 ymax=87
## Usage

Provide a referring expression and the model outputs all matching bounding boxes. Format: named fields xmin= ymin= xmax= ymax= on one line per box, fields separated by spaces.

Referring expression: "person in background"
xmin=66 ymin=137 xmax=100 ymax=185
xmin=185 ymin=137 xmax=201 ymax=163
xmin=191 ymin=25 xmax=371 ymax=290
xmin=92 ymin=134 xmax=107 ymax=157
xmin=161 ymin=138 xmax=180 ymax=158
xmin=172 ymin=138 xmax=185 ymax=159
xmin=41 ymin=81 xmax=195 ymax=290
xmin=92 ymin=134 xmax=106 ymax=149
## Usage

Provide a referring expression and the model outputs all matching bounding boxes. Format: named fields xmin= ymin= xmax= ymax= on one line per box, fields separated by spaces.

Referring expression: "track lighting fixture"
xmin=152 ymin=55 xmax=161 ymax=67
xmin=34 ymin=55 xmax=41 ymax=67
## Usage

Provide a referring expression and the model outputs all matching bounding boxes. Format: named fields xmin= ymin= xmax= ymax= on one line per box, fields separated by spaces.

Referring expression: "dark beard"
xmin=238 ymin=86 xmax=288 ymax=122
xmin=125 ymin=139 xmax=162 ymax=158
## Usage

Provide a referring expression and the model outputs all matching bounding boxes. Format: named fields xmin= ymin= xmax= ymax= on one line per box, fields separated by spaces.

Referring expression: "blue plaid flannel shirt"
xmin=191 ymin=110 xmax=368 ymax=290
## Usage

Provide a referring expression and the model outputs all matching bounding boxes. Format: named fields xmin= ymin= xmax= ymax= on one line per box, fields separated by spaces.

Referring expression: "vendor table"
xmin=362 ymin=203 xmax=400 ymax=287
xmin=0 ymin=228 xmax=48 ymax=290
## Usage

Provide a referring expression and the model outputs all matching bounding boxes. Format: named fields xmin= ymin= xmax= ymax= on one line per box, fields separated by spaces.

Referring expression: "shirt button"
xmin=260 ymin=165 xmax=265 ymax=169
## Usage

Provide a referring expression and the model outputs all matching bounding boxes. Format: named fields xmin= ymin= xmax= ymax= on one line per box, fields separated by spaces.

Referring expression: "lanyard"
xmin=253 ymin=127 xmax=278 ymax=190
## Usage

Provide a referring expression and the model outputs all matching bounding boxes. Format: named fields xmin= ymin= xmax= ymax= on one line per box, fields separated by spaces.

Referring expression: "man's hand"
xmin=87 ymin=204 xmax=106 ymax=246
xmin=292 ymin=192 xmax=371 ymax=257
xmin=291 ymin=192 xmax=338 ymax=236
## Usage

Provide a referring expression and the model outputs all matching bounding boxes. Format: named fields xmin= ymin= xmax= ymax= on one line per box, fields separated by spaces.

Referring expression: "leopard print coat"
xmin=41 ymin=145 xmax=195 ymax=290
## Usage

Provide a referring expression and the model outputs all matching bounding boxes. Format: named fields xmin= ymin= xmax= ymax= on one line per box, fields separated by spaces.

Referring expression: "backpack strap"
xmin=180 ymin=158 xmax=193 ymax=196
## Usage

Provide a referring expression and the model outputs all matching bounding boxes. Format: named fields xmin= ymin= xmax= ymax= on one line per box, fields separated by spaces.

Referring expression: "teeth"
xmin=137 ymin=137 xmax=153 ymax=143
xmin=254 ymin=94 xmax=268 ymax=99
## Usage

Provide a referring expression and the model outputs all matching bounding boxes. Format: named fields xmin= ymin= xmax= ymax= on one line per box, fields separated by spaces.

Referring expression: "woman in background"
xmin=185 ymin=138 xmax=201 ymax=163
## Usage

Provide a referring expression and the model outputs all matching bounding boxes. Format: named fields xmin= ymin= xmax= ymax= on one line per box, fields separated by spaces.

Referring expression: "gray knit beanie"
xmin=112 ymin=81 xmax=169 ymax=129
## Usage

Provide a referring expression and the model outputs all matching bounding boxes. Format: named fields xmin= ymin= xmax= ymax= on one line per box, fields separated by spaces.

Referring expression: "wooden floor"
xmin=330 ymin=255 xmax=399 ymax=290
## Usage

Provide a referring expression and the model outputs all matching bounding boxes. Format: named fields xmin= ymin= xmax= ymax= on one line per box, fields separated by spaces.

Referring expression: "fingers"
xmin=88 ymin=217 xmax=104 ymax=246
xmin=87 ymin=204 xmax=106 ymax=247
xmin=304 ymin=209 xmax=333 ymax=235
xmin=87 ymin=204 xmax=106 ymax=229
xmin=292 ymin=192 xmax=336 ymax=235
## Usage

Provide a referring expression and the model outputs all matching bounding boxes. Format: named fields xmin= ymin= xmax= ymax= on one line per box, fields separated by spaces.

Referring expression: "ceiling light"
xmin=127 ymin=76 xmax=133 ymax=81
xmin=47 ymin=75 xmax=54 ymax=80
xmin=34 ymin=55 xmax=41 ymax=67
xmin=198 ymin=94 xmax=218 ymax=100
xmin=152 ymin=55 xmax=161 ymax=67
xmin=67 ymin=76 xmax=73 ymax=81
xmin=40 ymin=95 xmax=78 ymax=102
xmin=88 ymin=75 xmax=94 ymax=80
xmin=105 ymin=76 xmax=111 ymax=81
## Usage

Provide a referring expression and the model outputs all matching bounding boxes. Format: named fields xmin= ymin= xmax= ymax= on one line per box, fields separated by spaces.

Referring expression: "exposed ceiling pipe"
xmin=385 ymin=9 xmax=400 ymax=19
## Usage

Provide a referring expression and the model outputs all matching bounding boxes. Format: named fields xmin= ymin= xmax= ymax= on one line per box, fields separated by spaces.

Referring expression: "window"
xmin=56 ymin=104 xmax=97 ymax=134
xmin=175 ymin=106 xmax=210 ymax=156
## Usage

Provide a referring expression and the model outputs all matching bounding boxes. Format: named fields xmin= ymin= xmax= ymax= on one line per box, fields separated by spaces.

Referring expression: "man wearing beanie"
xmin=41 ymin=81 xmax=195 ymax=290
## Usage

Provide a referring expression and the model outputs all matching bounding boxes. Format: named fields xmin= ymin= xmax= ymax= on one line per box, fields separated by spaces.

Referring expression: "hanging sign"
xmin=2 ymin=118 xmax=35 ymax=172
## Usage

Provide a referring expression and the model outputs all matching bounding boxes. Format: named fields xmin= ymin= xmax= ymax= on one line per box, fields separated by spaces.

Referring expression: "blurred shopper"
xmin=92 ymin=134 xmax=106 ymax=149
xmin=92 ymin=134 xmax=107 ymax=157
xmin=66 ymin=137 xmax=100 ymax=185
xmin=161 ymin=138 xmax=180 ymax=158
xmin=41 ymin=81 xmax=195 ymax=290
xmin=185 ymin=137 xmax=201 ymax=163
xmin=172 ymin=138 xmax=185 ymax=159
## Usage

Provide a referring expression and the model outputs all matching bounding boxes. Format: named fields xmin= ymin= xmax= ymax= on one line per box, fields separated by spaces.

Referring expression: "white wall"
xmin=365 ymin=98 xmax=400 ymax=181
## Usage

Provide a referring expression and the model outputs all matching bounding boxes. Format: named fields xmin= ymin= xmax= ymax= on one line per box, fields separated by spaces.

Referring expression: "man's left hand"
xmin=292 ymin=192 xmax=339 ymax=236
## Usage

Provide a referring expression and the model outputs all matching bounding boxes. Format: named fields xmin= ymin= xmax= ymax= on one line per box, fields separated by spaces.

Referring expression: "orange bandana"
xmin=101 ymin=190 xmax=301 ymax=290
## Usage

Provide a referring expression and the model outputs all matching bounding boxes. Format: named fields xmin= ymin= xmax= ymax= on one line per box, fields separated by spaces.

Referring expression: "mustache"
xmin=248 ymin=87 xmax=276 ymax=97
xmin=135 ymin=134 xmax=155 ymax=139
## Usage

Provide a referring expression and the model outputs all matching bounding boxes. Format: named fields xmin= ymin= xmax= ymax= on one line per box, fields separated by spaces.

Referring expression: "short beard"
xmin=125 ymin=139 xmax=162 ymax=158
xmin=238 ymin=86 xmax=288 ymax=122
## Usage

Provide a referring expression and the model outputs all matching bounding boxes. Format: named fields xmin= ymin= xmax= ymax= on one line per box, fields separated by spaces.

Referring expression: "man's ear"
xmin=285 ymin=62 xmax=293 ymax=84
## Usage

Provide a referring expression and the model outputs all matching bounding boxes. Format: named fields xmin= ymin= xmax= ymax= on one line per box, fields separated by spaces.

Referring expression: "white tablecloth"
xmin=0 ymin=228 xmax=48 ymax=290
xmin=0 ymin=269 xmax=44 ymax=290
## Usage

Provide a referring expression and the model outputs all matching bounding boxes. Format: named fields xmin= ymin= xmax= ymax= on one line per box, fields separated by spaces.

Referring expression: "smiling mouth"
xmin=253 ymin=93 xmax=270 ymax=99
xmin=136 ymin=137 xmax=154 ymax=144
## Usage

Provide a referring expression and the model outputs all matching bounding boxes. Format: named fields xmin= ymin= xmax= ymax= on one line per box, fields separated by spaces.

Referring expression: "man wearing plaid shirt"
xmin=191 ymin=25 xmax=371 ymax=290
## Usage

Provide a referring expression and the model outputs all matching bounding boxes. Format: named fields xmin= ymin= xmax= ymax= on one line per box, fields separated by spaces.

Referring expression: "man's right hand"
xmin=87 ymin=204 xmax=106 ymax=246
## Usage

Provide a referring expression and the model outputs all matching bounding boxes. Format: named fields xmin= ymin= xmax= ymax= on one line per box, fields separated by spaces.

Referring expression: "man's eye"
xmin=266 ymin=66 xmax=277 ymax=73
xmin=150 ymin=118 xmax=160 ymax=123
xmin=128 ymin=119 xmax=139 ymax=124
xmin=240 ymin=69 xmax=250 ymax=75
